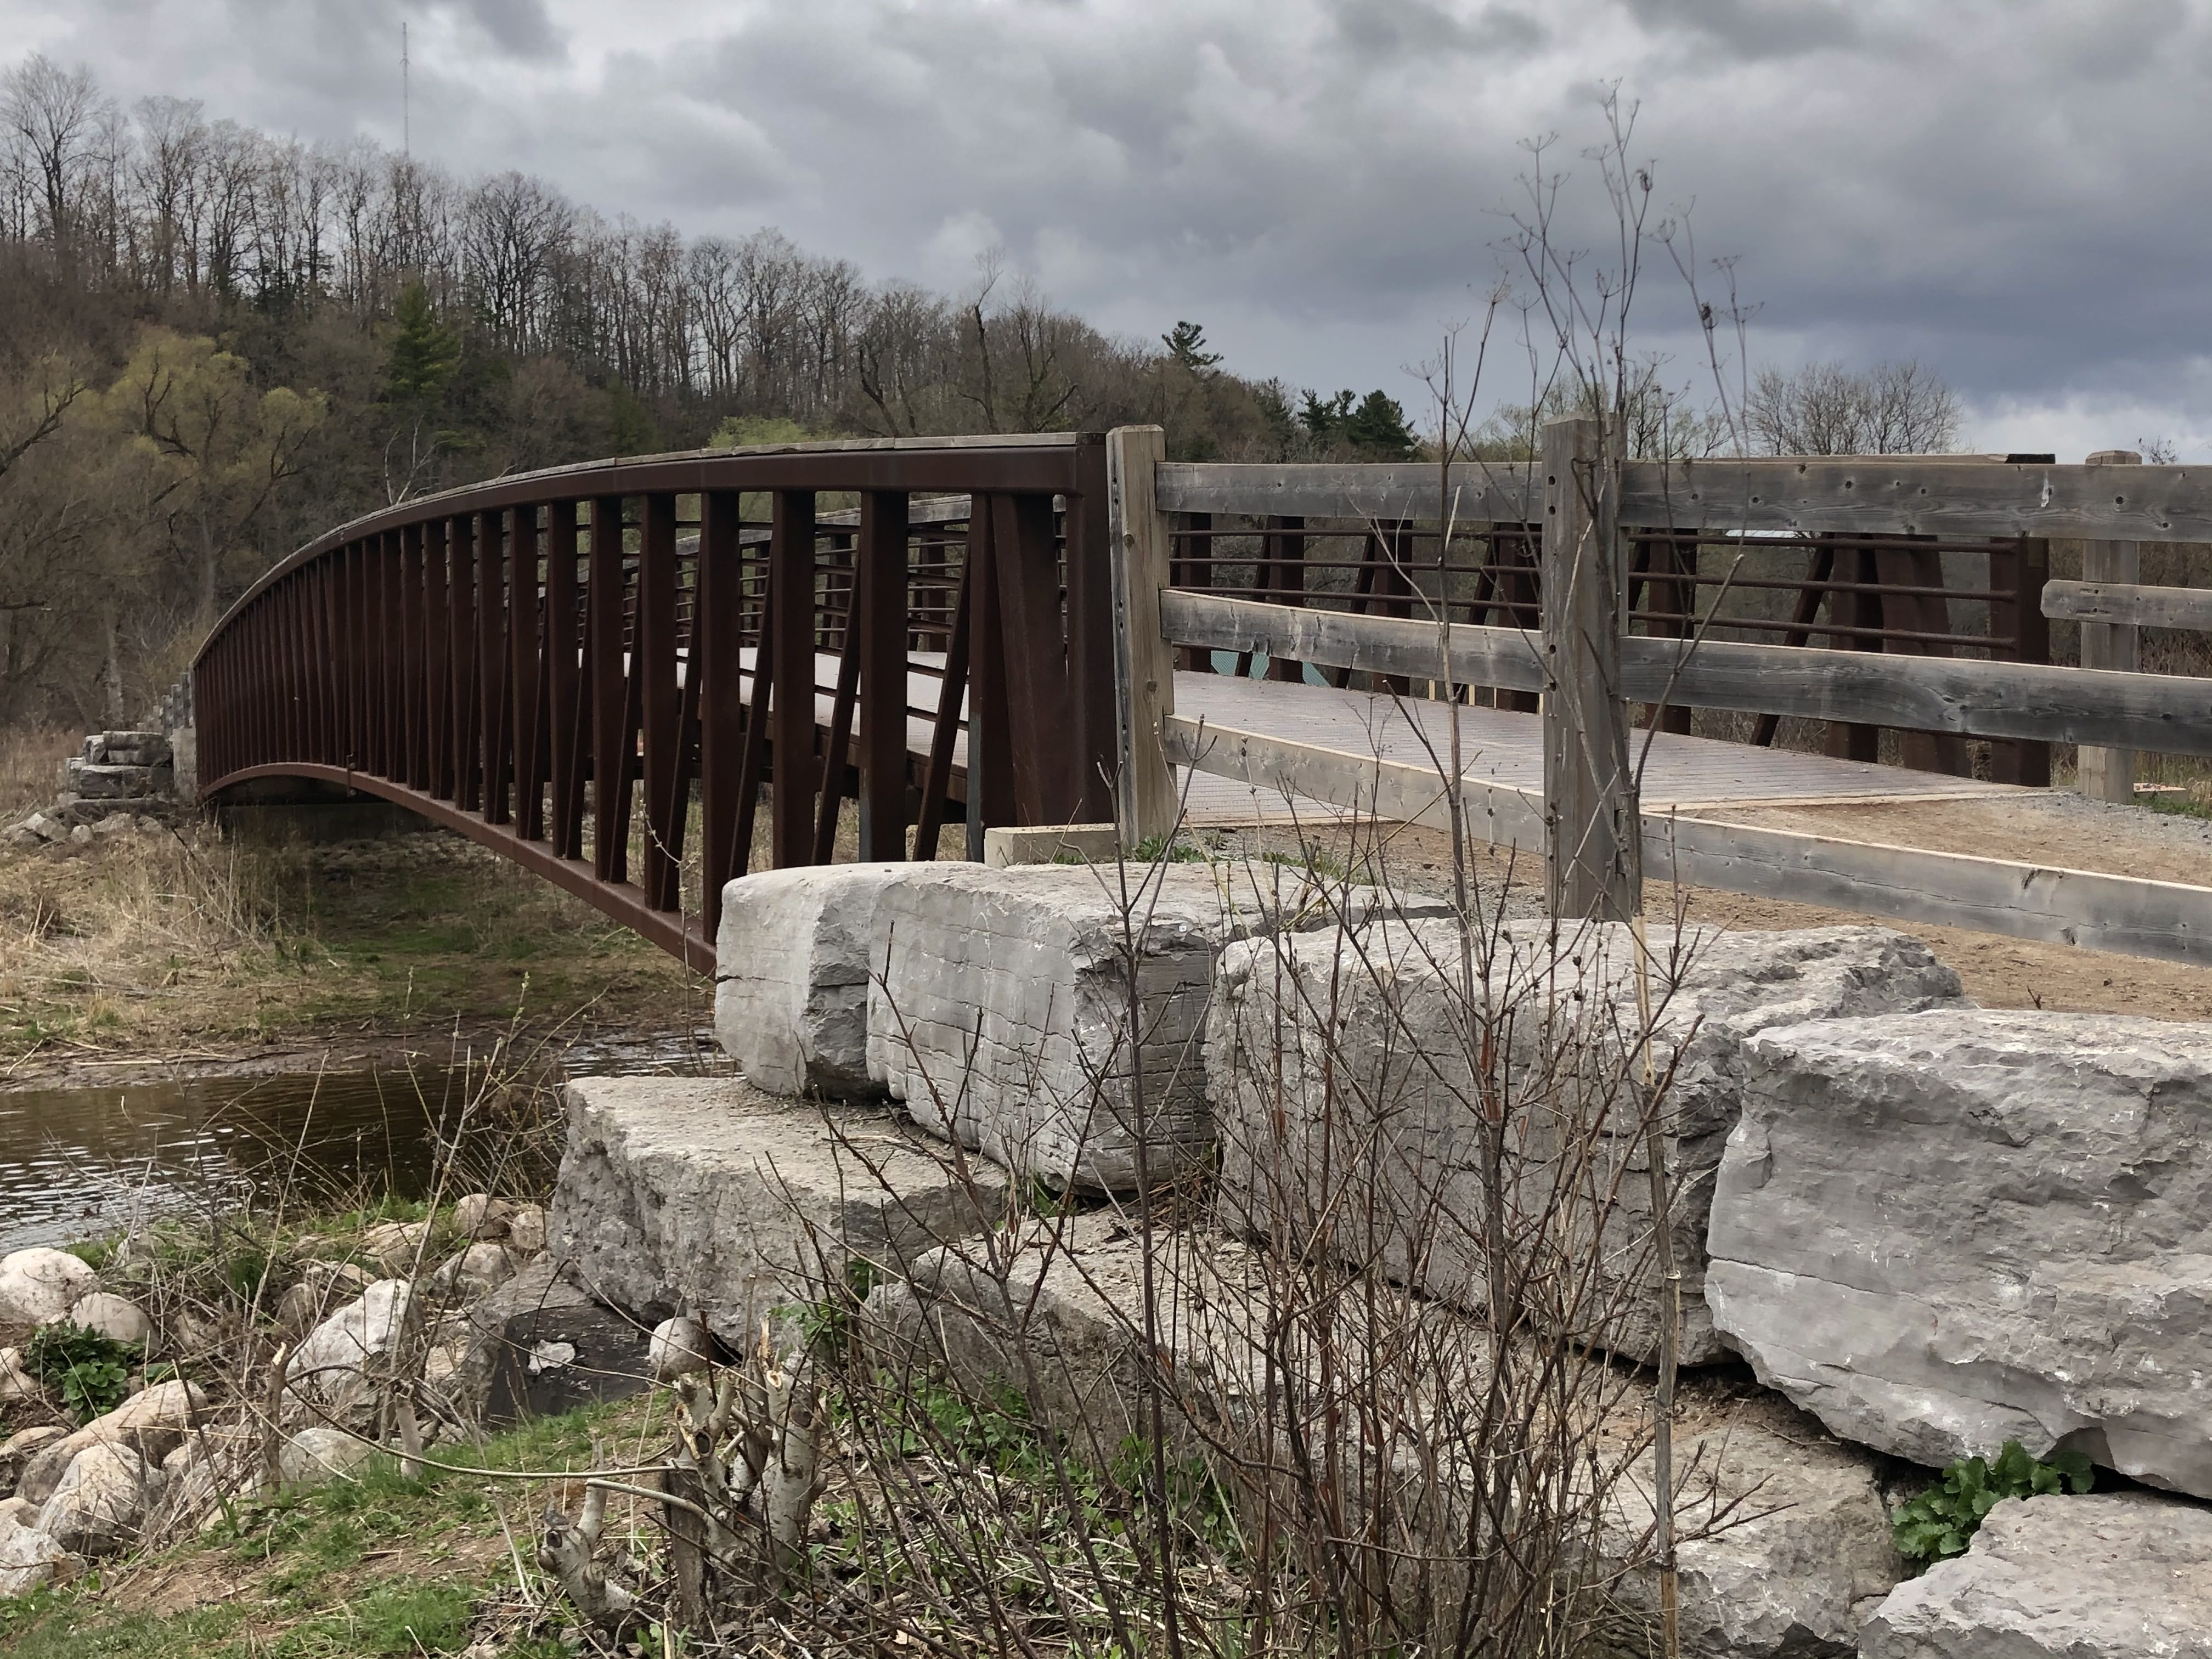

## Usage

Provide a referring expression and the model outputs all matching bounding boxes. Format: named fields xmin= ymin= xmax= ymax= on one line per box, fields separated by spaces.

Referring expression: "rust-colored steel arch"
xmin=195 ymin=435 xmax=1118 ymax=971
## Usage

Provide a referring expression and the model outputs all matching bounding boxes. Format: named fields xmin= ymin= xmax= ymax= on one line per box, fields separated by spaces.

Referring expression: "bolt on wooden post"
xmin=2077 ymin=448 xmax=2143 ymax=804
xmin=1540 ymin=415 xmax=1643 ymax=921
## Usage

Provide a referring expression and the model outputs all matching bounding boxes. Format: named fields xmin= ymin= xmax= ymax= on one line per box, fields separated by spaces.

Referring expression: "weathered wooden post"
xmin=1539 ymin=415 xmax=1642 ymax=920
xmin=2078 ymin=448 xmax=2143 ymax=803
xmin=1107 ymin=425 xmax=1177 ymax=849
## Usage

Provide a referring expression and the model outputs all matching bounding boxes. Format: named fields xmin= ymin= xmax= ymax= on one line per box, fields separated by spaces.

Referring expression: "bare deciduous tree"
xmin=1745 ymin=358 xmax=1961 ymax=455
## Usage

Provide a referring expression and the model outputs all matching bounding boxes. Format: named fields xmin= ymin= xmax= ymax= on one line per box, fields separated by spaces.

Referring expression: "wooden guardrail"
xmin=1108 ymin=423 xmax=2212 ymax=968
xmin=2044 ymin=580 xmax=2212 ymax=632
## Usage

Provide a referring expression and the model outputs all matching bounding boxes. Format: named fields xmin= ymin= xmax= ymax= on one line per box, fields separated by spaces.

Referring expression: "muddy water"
xmin=0 ymin=1040 xmax=698 ymax=1251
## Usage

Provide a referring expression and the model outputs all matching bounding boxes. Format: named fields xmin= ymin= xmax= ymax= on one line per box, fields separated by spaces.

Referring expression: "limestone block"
xmin=1859 ymin=1492 xmax=2212 ymax=1659
xmin=862 ymin=1212 xmax=1273 ymax=1452
xmin=505 ymin=1203 xmax=548 ymax=1256
xmin=549 ymin=1076 xmax=1006 ymax=1349
xmin=715 ymin=862 xmax=968 ymax=1097
xmin=429 ymin=1242 xmax=520 ymax=1300
xmin=360 ymin=1220 xmax=432 ymax=1274
xmin=1707 ymin=1009 xmax=2212 ymax=1497
xmin=0 ymin=1347 xmax=36 ymax=1400
xmin=452 ymin=1193 xmax=514 ymax=1241
xmin=868 ymin=1213 xmax=1899 ymax=1657
xmin=97 ymin=731 xmax=170 ymax=769
xmin=275 ymin=1262 xmax=374 ymax=1333
xmin=0 ymin=1426 xmax=69 ymax=1500
xmin=68 ymin=763 xmax=155 ymax=800
xmin=1600 ymin=1417 xmax=1901 ymax=1656
xmin=1208 ymin=919 xmax=1964 ymax=1364
xmin=36 ymin=1441 xmax=160 ymax=1556
xmin=0 ymin=1247 xmax=97 ymax=1326
xmin=650 ymin=1315 xmax=714 ymax=1381
xmin=866 ymin=864 xmax=1320 ymax=1192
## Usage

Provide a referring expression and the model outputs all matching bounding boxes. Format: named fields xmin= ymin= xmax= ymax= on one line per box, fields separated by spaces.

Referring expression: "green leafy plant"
xmin=23 ymin=1323 xmax=141 ymax=1424
xmin=1893 ymin=1440 xmax=2094 ymax=1567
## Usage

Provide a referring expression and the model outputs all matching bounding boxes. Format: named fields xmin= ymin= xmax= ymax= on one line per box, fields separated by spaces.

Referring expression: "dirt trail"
xmin=1367 ymin=794 xmax=2212 ymax=1022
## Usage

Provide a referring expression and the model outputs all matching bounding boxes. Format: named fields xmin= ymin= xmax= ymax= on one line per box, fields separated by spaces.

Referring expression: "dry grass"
xmin=0 ymin=723 xmax=73 ymax=820
xmin=0 ymin=822 xmax=700 ymax=1072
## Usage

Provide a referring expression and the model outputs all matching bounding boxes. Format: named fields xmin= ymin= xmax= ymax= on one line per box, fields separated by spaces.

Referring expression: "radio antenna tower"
xmin=402 ymin=22 xmax=411 ymax=157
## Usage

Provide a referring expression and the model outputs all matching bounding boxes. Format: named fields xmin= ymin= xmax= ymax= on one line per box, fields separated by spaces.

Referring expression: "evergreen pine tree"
xmin=1299 ymin=388 xmax=1355 ymax=444
xmin=1163 ymin=320 xmax=1223 ymax=374
xmin=385 ymin=280 xmax=461 ymax=407
xmin=1344 ymin=390 xmax=1417 ymax=458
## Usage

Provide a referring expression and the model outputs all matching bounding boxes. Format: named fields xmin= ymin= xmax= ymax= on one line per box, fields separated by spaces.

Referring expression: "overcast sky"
xmin=8 ymin=0 xmax=2211 ymax=456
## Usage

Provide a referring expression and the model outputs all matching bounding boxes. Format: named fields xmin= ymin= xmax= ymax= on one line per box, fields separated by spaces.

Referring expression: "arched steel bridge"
xmin=194 ymin=434 xmax=1118 ymax=970
xmin=202 ymin=427 xmax=2187 ymax=975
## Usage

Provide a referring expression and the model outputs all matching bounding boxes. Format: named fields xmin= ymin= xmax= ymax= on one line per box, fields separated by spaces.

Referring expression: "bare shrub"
xmin=513 ymin=814 xmax=1715 ymax=1657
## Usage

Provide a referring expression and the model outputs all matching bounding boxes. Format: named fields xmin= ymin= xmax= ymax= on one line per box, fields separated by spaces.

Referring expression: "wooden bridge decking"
xmin=758 ymin=649 xmax=2029 ymax=824
xmin=1167 ymin=673 xmax=2025 ymax=826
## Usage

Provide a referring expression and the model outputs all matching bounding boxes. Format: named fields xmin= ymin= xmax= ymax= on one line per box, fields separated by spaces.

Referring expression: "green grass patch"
xmin=0 ymin=1397 xmax=644 ymax=1657
xmin=2144 ymin=789 xmax=2212 ymax=822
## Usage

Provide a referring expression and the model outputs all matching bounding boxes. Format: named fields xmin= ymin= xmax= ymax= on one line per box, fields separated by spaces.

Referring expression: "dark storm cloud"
xmin=9 ymin=0 xmax=2212 ymax=451
xmin=1618 ymin=0 xmax=1861 ymax=58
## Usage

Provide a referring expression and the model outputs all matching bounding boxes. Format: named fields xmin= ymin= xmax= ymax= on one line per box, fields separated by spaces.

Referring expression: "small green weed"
xmin=24 ymin=1322 xmax=140 ymax=1423
xmin=1260 ymin=843 xmax=1355 ymax=884
xmin=1892 ymin=1440 xmax=2093 ymax=1568
xmin=1129 ymin=834 xmax=1214 ymax=865
xmin=2144 ymin=789 xmax=2212 ymax=821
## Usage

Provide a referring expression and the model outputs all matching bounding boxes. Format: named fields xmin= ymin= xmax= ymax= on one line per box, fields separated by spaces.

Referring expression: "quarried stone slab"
xmin=1859 ymin=1492 xmax=2212 ymax=1659
xmin=1208 ymin=918 xmax=1963 ymax=1363
xmin=865 ymin=864 xmax=1315 ymax=1193
xmin=867 ymin=1211 xmax=1899 ymax=1657
xmin=549 ymin=1076 xmax=1006 ymax=1347
xmin=715 ymin=863 xmax=969 ymax=1097
xmin=1707 ymin=1008 xmax=2212 ymax=1497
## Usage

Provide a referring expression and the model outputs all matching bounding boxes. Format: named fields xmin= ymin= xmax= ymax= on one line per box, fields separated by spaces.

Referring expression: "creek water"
xmin=0 ymin=1039 xmax=697 ymax=1252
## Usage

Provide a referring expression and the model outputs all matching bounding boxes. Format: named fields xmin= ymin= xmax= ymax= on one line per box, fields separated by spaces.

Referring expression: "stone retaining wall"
xmin=668 ymin=859 xmax=2212 ymax=1653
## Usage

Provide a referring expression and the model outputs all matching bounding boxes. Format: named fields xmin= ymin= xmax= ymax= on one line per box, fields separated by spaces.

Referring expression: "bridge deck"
xmin=748 ymin=652 xmax=2028 ymax=824
xmin=1168 ymin=673 xmax=2027 ymax=823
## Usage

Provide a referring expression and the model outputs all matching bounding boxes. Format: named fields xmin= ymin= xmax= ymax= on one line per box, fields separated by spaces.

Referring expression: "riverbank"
xmin=0 ymin=1176 xmax=653 ymax=1658
xmin=0 ymin=825 xmax=702 ymax=1084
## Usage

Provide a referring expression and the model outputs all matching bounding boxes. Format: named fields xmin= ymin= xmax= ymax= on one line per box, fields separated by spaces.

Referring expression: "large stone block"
xmin=715 ymin=863 xmax=968 ymax=1096
xmin=1858 ymin=1492 xmax=2212 ymax=1658
xmin=866 ymin=1211 xmax=1898 ymax=1658
xmin=1209 ymin=919 xmax=1963 ymax=1364
xmin=864 ymin=863 xmax=1337 ymax=1192
xmin=1707 ymin=1008 xmax=2212 ymax=1497
xmin=1599 ymin=1412 xmax=1901 ymax=1657
xmin=36 ymin=1441 xmax=160 ymax=1556
xmin=96 ymin=730 xmax=170 ymax=768
xmin=0 ymin=1505 xmax=72 ymax=1596
xmin=549 ymin=1076 xmax=1007 ymax=1348
xmin=64 ymin=760 xmax=159 ymax=800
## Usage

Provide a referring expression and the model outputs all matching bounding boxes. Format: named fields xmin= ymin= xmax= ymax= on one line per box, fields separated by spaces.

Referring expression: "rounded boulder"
xmin=0 ymin=1248 xmax=95 ymax=1327
xmin=68 ymin=1291 xmax=151 ymax=1346
xmin=649 ymin=1315 xmax=715 ymax=1383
